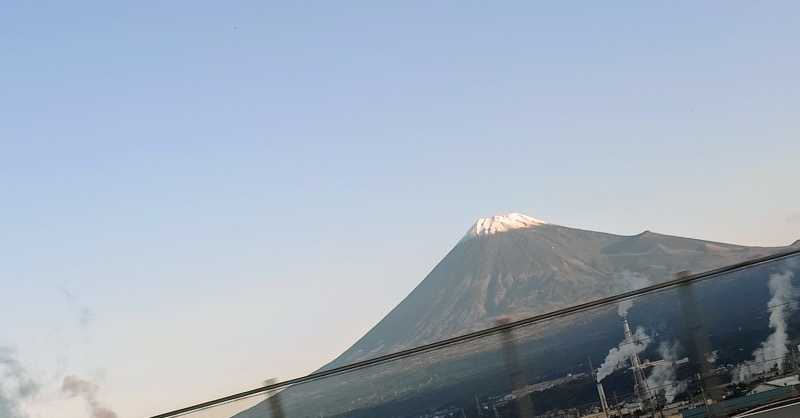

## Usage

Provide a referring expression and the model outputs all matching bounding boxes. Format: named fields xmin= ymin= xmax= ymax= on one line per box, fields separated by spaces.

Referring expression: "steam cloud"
xmin=61 ymin=375 xmax=118 ymax=418
xmin=734 ymin=268 xmax=799 ymax=383
xmin=0 ymin=347 xmax=40 ymax=418
xmin=597 ymin=326 xmax=650 ymax=381
xmin=617 ymin=273 xmax=650 ymax=317
xmin=646 ymin=341 xmax=686 ymax=403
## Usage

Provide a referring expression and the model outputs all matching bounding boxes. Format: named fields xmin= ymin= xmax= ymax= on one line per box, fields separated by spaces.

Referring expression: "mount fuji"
xmin=326 ymin=213 xmax=798 ymax=368
xmin=231 ymin=213 xmax=799 ymax=418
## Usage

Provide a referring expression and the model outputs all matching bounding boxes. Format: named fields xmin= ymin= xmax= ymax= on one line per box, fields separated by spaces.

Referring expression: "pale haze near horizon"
xmin=1 ymin=2 xmax=799 ymax=417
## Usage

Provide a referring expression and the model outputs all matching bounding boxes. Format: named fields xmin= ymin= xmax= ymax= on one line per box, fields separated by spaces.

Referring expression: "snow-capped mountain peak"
xmin=463 ymin=213 xmax=548 ymax=239
xmin=319 ymin=214 xmax=787 ymax=373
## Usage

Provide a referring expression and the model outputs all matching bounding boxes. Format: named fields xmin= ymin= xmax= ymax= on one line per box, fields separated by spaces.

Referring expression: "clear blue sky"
xmin=2 ymin=2 xmax=799 ymax=417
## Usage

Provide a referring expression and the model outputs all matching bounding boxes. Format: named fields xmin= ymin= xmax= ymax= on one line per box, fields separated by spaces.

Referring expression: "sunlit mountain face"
xmin=326 ymin=213 xmax=797 ymax=369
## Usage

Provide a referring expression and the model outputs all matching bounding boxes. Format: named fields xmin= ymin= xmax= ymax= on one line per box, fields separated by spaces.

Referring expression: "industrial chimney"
xmin=597 ymin=382 xmax=610 ymax=416
xmin=589 ymin=356 xmax=610 ymax=417
xmin=623 ymin=318 xmax=655 ymax=411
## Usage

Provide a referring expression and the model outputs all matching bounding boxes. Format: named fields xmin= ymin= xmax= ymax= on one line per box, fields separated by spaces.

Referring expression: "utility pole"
xmin=678 ymin=271 xmax=721 ymax=417
xmin=589 ymin=356 xmax=610 ymax=417
xmin=701 ymin=386 xmax=711 ymax=418
xmin=264 ymin=379 xmax=286 ymax=418
xmin=498 ymin=317 xmax=534 ymax=418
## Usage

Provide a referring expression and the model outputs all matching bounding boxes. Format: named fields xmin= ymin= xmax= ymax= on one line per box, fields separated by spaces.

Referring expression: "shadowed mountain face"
xmin=327 ymin=214 xmax=797 ymax=368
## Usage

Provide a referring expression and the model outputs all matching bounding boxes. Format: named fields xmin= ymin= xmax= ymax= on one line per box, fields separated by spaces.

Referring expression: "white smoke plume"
xmin=597 ymin=326 xmax=651 ymax=381
xmin=646 ymin=341 xmax=686 ymax=403
xmin=617 ymin=273 xmax=650 ymax=317
xmin=0 ymin=347 xmax=40 ymax=418
xmin=61 ymin=375 xmax=118 ymax=418
xmin=734 ymin=268 xmax=798 ymax=383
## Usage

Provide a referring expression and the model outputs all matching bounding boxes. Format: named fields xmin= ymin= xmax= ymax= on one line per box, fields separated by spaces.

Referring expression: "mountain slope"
xmin=327 ymin=213 xmax=792 ymax=368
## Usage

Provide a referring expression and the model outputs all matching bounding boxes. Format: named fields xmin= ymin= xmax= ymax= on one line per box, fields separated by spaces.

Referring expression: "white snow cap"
xmin=463 ymin=213 xmax=548 ymax=240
